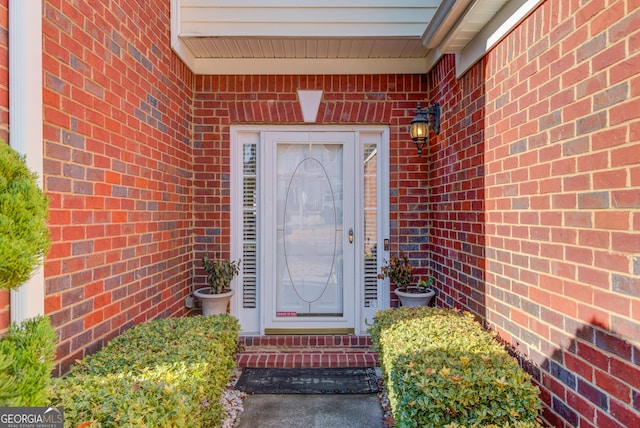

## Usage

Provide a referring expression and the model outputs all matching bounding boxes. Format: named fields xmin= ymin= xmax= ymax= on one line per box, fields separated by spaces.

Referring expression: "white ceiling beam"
xmin=192 ymin=57 xmax=429 ymax=75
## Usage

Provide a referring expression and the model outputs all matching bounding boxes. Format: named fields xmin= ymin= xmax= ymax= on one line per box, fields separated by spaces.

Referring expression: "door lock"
xmin=348 ymin=228 xmax=354 ymax=244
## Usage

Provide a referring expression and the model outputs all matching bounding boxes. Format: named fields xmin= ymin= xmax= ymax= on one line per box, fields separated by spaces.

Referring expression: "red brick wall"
xmin=192 ymin=75 xmax=433 ymax=300
xmin=0 ymin=0 xmax=8 ymax=334
xmin=456 ymin=0 xmax=640 ymax=426
xmin=42 ymin=0 xmax=195 ymax=374
xmin=427 ymin=54 xmax=487 ymax=317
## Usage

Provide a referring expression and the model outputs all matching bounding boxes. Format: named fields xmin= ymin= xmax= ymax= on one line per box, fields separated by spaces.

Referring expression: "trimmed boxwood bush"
xmin=369 ymin=307 xmax=542 ymax=428
xmin=50 ymin=315 xmax=239 ymax=428
xmin=0 ymin=315 xmax=57 ymax=406
xmin=0 ymin=142 xmax=50 ymax=290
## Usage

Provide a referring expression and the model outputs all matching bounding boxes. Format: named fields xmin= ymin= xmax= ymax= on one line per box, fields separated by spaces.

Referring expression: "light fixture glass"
xmin=409 ymin=102 xmax=440 ymax=157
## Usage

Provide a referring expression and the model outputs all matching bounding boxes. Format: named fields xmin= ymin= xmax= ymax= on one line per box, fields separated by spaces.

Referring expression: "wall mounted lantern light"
xmin=409 ymin=102 xmax=441 ymax=157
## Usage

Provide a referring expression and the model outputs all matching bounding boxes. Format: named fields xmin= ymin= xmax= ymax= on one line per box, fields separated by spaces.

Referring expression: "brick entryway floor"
xmin=236 ymin=335 xmax=379 ymax=368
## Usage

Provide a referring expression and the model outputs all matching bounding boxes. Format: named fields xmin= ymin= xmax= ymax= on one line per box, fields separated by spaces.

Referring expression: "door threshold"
xmin=264 ymin=328 xmax=355 ymax=335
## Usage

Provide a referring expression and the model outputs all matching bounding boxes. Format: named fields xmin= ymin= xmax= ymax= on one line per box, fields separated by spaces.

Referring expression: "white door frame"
xmin=230 ymin=125 xmax=389 ymax=335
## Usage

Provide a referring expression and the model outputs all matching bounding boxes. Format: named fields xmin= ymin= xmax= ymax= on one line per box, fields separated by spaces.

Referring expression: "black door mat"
xmin=235 ymin=367 xmax=381 ymax=394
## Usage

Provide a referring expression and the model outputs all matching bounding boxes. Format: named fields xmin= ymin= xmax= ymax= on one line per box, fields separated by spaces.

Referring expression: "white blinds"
xmin=242 ymin=144 xmax=257 ymax=308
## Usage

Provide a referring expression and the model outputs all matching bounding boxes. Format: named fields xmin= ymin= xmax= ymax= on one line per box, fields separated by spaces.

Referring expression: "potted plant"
xmin=193 ymin=256 xmax=241 ymax=315
xmin=378 ymin=251 xmax=435 ymax=307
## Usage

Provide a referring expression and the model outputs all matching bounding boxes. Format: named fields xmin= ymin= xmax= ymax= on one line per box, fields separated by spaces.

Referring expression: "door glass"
xmin=276 ymin=143 xmax=343 ymax=317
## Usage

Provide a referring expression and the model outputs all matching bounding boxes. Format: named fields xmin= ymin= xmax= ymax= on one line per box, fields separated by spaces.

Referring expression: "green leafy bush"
xmin=0 ymin=142 xmax=50 ymax=290
xmin=0 ymin=315 xmax=57 ymax=406
xmin=369 ymin=307 xmax=542 ymax=428
xmin=50 ymin=315 xmax=240 ymax=428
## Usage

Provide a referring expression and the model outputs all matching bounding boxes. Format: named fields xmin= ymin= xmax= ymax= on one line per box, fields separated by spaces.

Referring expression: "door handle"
xmin=348 ymin=228 xmax=354 ymax=244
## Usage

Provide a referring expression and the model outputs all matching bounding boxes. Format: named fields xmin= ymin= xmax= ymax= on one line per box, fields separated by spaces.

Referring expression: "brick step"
xmin=236 ymin=335 xmax=379 ymax=368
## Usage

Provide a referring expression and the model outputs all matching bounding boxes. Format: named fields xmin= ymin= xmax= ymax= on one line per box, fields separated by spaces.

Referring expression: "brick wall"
xmin=192 ymin=75 xmax=433 ymax=301
xmin=0 ymin=0 xmax=8 ymax=334
xmin=424 ymin=0 xmax=640 ymax=426
xmin=42 ymin=0 xmax=195 ymax=374
xmin=427 ymin=54 xmax=487 ymax=317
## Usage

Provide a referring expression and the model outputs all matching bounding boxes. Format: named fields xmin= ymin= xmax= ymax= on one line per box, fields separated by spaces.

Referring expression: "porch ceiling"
xmin=171 ymin=0 xmax=510 ymax=74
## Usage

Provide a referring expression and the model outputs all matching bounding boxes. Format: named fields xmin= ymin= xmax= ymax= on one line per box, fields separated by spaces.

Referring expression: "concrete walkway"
xmin=235 ymin=394 xmax=384 ymax=428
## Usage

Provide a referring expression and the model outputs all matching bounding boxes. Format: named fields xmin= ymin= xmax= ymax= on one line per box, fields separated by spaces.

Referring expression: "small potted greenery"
xmin=378 ymin=250 xmax=435 ymax=307
xmin=193 ymin=256 xmax=241 ymax=315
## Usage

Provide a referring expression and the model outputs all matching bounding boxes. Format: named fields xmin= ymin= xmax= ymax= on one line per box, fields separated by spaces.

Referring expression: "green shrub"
xmin=0 ymin=142 xmax=50 ymax=290
xmin=369 ymin=307 xmax=542 ymax=428
xmin=50 ymin=315 xmax=240 ymax=428
xmin=0 ymin=315 xmax=57 ymax=406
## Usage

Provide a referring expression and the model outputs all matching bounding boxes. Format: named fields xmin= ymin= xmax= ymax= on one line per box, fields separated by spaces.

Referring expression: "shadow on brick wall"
xmin=501 ymin=319 xmax=640 ymax=427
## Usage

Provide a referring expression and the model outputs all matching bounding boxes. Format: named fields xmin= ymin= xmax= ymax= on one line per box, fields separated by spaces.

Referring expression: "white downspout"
xmin=9 ymin=0 xmax=45 ymax=322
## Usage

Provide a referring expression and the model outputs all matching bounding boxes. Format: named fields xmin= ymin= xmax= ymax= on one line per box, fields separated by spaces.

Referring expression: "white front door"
xmin=230 ymin=126 xmax=389 ymax=335
xmin=263 ymin=131 xmax=355 ymax=332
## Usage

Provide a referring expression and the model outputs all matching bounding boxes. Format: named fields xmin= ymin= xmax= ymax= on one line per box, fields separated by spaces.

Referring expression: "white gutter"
xmin=421 ymin=0 xmax=473 ymax=72
xmin=422 ymin=0 xmax=473 ymax=49
xmin=455 ymin=0 xmax=543 ymax=77
xmin=9 ymin=0 xmax=45 ymax=322
xmin=423 ymin=0 xmax=543 ymax=76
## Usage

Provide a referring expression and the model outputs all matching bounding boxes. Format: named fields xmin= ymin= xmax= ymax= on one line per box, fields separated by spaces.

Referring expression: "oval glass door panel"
xmin=276 ymin=143 xmax=343 ymax=317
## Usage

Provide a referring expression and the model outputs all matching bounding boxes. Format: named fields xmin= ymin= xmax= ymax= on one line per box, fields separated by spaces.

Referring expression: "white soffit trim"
xmin=178 ymin=1 xmax=439 ymax=38
xmin=455 ymin=0 xmax=543 ymax=77
xmin=297 ymin=90 xmax=323 ymax=123
xmin=172 ymin=0 xmax=440 ymax=74
xmin=170 ymin=0 xmax=197 ymax=71
xmin=424 ymin=47 xmax=443 ymax=73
